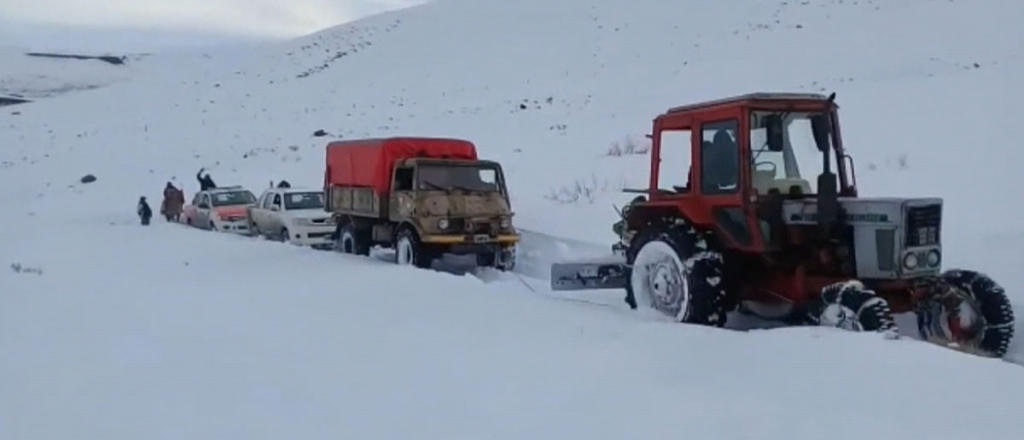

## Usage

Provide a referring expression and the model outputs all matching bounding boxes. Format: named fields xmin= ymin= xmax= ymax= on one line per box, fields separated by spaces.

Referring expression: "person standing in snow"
xmin=196 ymin=167 xmax=217 ymax=191
xmin=138 ymin=196 xmax=153 ymax=226
xmin=161 ymin=182 xmax=185 ymax=222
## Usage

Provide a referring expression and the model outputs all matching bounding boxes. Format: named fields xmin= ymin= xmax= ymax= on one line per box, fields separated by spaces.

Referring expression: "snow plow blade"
xmin=550 ymin=260 xmax=628 ymax=291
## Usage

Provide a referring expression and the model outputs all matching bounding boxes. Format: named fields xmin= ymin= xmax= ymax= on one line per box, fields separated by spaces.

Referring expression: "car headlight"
xmin=438 ymin=218 xmax=450 ymax=229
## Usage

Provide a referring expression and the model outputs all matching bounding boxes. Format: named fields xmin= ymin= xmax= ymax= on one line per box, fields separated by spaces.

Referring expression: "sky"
xmin=0 ymin=0 xmax=425 ymax=51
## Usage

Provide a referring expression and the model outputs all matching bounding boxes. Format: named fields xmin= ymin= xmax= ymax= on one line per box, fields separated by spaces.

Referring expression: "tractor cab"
xmin=637 ymin=92 xmax=856 ymax=253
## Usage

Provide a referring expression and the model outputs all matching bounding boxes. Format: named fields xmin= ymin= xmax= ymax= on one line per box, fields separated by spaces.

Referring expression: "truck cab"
xmin=325 ymin=137 xmax=519 ymax=270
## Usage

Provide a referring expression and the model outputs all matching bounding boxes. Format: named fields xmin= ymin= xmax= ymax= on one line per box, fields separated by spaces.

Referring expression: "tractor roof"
xmin=666 ymin=92 xmax=835 ymax=114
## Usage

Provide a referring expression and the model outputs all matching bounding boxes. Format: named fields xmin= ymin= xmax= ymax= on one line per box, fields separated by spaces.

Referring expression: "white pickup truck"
xmin=246 ymin=187 xmax=336 ymax=248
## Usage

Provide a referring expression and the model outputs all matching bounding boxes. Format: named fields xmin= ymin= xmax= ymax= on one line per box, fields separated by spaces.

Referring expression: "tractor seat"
xmin=752 ymin=169 xmax=813 ymax=196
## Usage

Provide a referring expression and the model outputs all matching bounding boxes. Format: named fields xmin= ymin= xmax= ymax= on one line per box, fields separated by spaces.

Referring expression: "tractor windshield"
xmin=749 ymin=110 xmax=839 ymax=196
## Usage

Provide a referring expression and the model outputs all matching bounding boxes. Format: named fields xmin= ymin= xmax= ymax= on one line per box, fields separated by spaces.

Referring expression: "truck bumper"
xmin=421 ymin=234 xmax=519 ymax=246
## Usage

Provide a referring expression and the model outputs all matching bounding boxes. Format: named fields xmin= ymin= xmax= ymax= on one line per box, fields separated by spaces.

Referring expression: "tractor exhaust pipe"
xmin=812 ymin=94 xmax=839 ymax=236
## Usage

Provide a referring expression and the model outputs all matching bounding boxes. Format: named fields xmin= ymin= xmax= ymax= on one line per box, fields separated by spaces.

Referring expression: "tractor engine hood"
xmin=782 ymin=196 xmax=944 ymax=280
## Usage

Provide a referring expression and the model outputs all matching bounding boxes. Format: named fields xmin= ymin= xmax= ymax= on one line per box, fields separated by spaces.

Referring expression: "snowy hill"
xmin=3 ymin=0 xmax=1024 ymax=438
xmin=0 ymin=46 xmax=150 ymax=101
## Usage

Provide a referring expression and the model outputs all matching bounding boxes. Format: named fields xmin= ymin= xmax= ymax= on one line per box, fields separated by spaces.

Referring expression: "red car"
xmin=181 ymin=186 xmax=258 ymax=234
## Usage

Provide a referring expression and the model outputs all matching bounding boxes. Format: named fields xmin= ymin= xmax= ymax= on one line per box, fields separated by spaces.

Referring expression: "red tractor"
xmin=551 ymin=92 xmax=1014 ymax=358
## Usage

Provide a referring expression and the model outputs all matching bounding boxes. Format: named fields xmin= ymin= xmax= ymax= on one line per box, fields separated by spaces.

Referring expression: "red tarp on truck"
xmin=324 ymin=137 xmax=478 ymax=194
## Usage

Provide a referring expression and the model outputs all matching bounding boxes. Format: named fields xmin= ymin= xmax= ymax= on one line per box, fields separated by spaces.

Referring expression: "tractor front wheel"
xmin=915 ymin=269 xmax=1014 ymax=358
xmin=624 ymin=223 xmax=728 ymax=327
xmin=806 ymin=280 xmax=898 ymax=333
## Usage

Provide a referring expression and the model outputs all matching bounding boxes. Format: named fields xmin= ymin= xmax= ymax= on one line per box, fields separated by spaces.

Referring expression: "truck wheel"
xmin=395 ymin=228 xmax=433 ymax=269
xmin=806 ymin=280 xmax=897 ymax=333
xmin=337 ymin=223 xmax=370 ymax=256
xmin=624 ymin=222 xmax=728 ymax=327
xmin=916 ymin=270 xmax=1014 ymax=357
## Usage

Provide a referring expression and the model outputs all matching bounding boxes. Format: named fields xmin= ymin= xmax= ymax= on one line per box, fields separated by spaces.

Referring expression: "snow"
xmin=3 ymin=0 xmax=1024 ymax=438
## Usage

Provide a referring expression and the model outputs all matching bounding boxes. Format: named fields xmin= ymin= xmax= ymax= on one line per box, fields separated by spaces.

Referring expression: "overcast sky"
xmin=0 ymin=0 xmax=423 ymax=51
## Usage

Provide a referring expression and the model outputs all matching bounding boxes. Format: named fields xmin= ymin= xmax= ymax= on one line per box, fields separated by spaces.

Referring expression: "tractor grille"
xmin=906 ymin=205 xmax=941 ymax=246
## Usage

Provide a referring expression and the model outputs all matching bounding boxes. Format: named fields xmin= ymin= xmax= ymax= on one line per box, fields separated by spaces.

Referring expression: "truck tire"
xmin=336 ymin=223 xmax=370 ymax=256
xmin=624 ymin=222 xmax=728 ymax=327
xmin=395 ymin=228 xmax=433 ymax=269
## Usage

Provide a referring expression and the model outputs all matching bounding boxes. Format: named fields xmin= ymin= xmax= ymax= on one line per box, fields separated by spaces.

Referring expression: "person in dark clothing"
xmin=161 ymin=182 xmax=185 ymax=222
xmin=138 ymin=196 xmax=153 ymax=226
xmin=196 ymin=168 xmax=216 ymax=191
xmin=276 ymin=180 xmax=291 ymax=188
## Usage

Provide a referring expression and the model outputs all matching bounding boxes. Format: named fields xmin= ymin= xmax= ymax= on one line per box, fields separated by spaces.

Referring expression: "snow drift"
xmin=2 ymin=0 xmax=1024 ymax=438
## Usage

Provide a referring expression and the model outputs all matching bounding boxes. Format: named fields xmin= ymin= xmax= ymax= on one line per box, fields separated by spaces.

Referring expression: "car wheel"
xmin=280 ymin=228 xmax=290 ymax=243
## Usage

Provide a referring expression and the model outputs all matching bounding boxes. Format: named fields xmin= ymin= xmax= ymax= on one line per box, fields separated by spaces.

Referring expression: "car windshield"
xmin=211 ymin=191 xmax=257 ymax=206
xmin=284 ymin=192 xmax=324 ymax=210
xmin=749 ymin=110 xmax=839 ymax=196
xmin=417 ymin=164 xmax=502 ymax=193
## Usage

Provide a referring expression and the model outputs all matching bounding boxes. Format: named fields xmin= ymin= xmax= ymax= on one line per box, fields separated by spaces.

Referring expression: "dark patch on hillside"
xmin=0 ymin=96 xmax=31 ymax=107
xmin=25 ymin=52 xmax=127 ymax=66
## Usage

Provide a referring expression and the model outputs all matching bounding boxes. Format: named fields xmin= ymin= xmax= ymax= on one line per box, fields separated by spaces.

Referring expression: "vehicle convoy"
xmin=247 ymin=187 xmax=336 ymax=248
xmin=550 ymin=92 xmax=1014 ymax=358
xmin=181 ymin=186 xmax=258 ymax=234
xmin=324 ymin=137 xmax=519 ymax=270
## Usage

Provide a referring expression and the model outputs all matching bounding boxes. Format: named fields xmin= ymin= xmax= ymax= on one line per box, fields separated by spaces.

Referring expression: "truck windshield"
xmin=284 ymin=192 xmax=324 ymax=210
xmin=418 ymin=164 xmax=501 ymax=193
xmin=749 ymin=110 xmax=839 ymax=196
xmin=211 ymin=191 xmax=257 ymax=206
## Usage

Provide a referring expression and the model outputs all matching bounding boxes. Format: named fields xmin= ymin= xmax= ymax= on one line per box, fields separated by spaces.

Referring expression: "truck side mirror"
xmin=811 ymin=114 xmax=831 ymax=152
xmin=764 ymin=114 xmax=784 ymax=152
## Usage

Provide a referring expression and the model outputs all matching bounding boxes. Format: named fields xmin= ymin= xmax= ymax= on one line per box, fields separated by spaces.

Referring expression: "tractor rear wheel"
xmin=806 ymin=280 xmax=898 ymax=333
xmin=915 ymin=269 xmax=1014 ymax=358
xmin=624 ymin=222 xmax=728 ymax=327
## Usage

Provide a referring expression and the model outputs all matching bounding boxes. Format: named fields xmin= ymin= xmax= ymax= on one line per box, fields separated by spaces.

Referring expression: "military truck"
xmin=324 ymin=137 xmax=519 ymax=270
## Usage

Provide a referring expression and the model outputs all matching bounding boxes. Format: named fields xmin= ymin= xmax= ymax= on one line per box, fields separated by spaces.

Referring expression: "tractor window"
xmin=656 ymin=129 xmax=692 ymax=192
xmin=749 ymin=111 xmax=839 ymax=196
xmin=700 ymin=119 xmax=740 ymax=195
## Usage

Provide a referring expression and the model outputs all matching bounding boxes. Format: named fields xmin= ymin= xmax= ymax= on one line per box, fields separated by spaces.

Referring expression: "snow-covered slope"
xmin=2 ymin=0 xmax=1024 ymax=438
xmin=0 ymin=46 xmax=149 ymax=100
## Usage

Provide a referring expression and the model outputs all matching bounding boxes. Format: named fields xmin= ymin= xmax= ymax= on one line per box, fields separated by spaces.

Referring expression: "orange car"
xmin=181 ymin=186 xmax=257 ymax=234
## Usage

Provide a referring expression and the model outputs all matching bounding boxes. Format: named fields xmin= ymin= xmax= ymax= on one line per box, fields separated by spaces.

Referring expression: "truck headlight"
xmin=438 ymin=218 xmax=450 ymax=229
xmin=927 ymin=249 xmax=941 ymax=267
xmin=500 ymin=217 xmax=511 ymax=229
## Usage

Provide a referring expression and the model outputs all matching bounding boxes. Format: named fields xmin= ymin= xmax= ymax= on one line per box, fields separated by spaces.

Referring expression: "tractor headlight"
xmin=438 ymin=218 xmax=450 ymax=230
xmin=903 ymin=252 xmax=919 ymax=270
xmin=926 ymin=249 xmax=941 ymax=267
